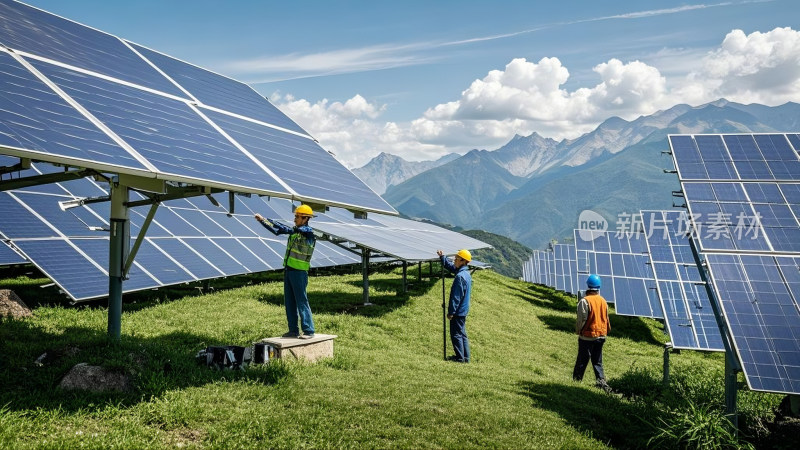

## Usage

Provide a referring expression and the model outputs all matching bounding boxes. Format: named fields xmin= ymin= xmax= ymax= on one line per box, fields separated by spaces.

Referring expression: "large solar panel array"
xmin=669 ymin=133 xmax=800 ymax=394
xmin=641 ymin=210 xmax=724 ymax=351
xmin=574 ymin=228 xmax=663 ymax=318
xmin=1 ymin=159 xmax=487 ymax=301
xmin=0 ymin=0 xmax=393 ymax=215
xmin=312 ymin=211 xmax=490 ymax=261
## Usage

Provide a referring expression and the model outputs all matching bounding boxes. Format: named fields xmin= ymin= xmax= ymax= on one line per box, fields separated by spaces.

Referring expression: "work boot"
xmin=281 ymin=332 xmax=299 ymax=338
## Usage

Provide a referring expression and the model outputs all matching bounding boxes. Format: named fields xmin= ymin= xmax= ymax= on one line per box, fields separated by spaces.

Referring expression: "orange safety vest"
xmin=580 ymin=294 xmax=610 ymax=338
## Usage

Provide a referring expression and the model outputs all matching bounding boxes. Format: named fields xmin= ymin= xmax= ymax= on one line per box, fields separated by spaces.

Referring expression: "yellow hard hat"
xmin=294 ymin=204 xmax=314 ymax=217
xmin=456 ymin=249 xmax=472 ymax=262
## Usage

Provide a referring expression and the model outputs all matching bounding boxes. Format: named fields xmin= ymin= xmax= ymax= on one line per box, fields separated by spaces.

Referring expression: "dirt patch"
xmin=0 ymin=289 xmax=32 ymax=318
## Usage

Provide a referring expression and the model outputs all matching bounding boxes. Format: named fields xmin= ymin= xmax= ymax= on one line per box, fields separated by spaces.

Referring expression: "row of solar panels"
xmin=521 ymin=210 xmax=724 ymax=353
xmin=0 ymin=158 xmax=488 ymax=301
xmin=524 ymin=133 xmax=800 ymax=396
xmin=0 ymin=0 xmax=393 ymax=214
xmin=669 ymin=133 xmax=800 ymax=395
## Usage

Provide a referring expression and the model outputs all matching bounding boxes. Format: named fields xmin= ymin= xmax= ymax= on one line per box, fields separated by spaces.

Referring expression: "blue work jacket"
xmin=441 ymin=255 xmax=472 ymax=317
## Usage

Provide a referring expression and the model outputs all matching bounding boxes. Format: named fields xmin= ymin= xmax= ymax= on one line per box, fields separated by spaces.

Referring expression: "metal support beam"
xmin=402 ymin=261 xmax=408 ymax=294
xmin=123 ymin=202 xmax=158 ymax=278
xmin=0 ymin=168 xmax=96 ymax=192
xmin=663 ymin=342 xmax=673 ymax=388
xmin=688 ymin=237 xmax=740 ymax=431
xmin=0 ymin=157 xmax=31 ymax=175
xmin=361 ymin=247 xmax=371 ymax=305
xmin=108 ymin=181 xmax=130 ymax=340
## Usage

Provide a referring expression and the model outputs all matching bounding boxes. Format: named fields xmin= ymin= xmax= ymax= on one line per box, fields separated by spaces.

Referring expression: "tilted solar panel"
xmin=574 ymin=228 xmax=663 ymax=318
xmin=0 ymin=240 xmax=26 ymax=266
xmin=704 ymin=253 xmax=800 ymax=394
xmin=641 ymin=210 xmax=724 ymax=351
xmin=0 ymin=0 xmax=394 ymax=215
xmin=670 ymin=132 xmax=800 ymax=394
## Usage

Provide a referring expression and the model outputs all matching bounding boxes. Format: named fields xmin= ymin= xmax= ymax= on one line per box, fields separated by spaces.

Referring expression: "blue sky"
xmin=21 ymin=0 xmax=800 ymax=167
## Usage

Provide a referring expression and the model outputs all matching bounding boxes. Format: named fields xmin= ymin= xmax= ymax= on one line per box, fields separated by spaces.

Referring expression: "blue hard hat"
xmin=587 ymin=274 xmax=602 ymax=289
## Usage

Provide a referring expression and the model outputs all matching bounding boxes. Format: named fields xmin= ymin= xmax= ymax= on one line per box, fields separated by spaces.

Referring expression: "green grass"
xmin=0 ymin=265 xmax=783 ymax=449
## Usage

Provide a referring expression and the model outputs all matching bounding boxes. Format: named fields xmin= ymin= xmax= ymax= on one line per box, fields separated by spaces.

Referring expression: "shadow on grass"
xmin=256 ymin=271 xmax=440 ymax=318
xmin=608 ymin=313 xmax=664 ymax=346
xmin=517 ymin=284 xmax=576 ymax=313
xmin=537 ymin=314 xmax=575 ymax=334
xmin=518 ymin=380 xmax=657 ymax=448
xmin=0 ymin=319 xmax=293 ymax=414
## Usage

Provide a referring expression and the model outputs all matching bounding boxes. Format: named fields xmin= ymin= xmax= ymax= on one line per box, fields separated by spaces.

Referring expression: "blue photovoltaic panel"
xmin=682 ymin=181 xmax=800 ymax=254
xmin=71 ymin=238 xmax=160 ymax=293
xmin=0 ymin=0 xmax=184 ymax=97
xmin=553 ymin=244 xmax=576 ymax=293
xmin=1 ymin=1 xmax=395 ymax=217
xmin=670 ymin=133 xmax=800 ymax=394
xmin=0 ymin=241 xmax=26 ymax=265
xmin=574 ymin=228 xmax=663 ymax=318
xmin=130 ymin=43 xmax=308 ymax=136
xmin=31 ymin=59 xmax=289 ymax=195
xmin=0 ymin=52 xmax=143 ymax=170
xmin=547 ymin=250 xmax=556 ymax=289
xmin=12 ymin=238 xmax=107 ymax=299
xmin=705 ymin=253 xmax=800 ymax=394
xmin=200 ymin=108 xmax=394 ymax=213
xmin=670 ymin=134 xmax=800 ymax=182
xmin=641 ymin=210 xmax=724 ymax=351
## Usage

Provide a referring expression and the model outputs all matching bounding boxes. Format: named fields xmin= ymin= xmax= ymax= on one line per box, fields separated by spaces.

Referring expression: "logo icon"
xmin=577 ymin=210 xmax=607 ymax=241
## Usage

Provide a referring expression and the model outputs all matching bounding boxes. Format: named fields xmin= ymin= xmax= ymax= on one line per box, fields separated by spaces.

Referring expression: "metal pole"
xmin=362 ymin=247 xmax=371 ymax=305
xmin=402 ymin=260 xmax=408 ymax=294
xmin=687 ymin=237 xmax=740 ymax=431
xmin=442 ymin=262 xmax=446 ymax=360
xmin=663 ymin=343 xmax=673 ymax=388
xmin=108 ymin=181 xmax=129 ymax=340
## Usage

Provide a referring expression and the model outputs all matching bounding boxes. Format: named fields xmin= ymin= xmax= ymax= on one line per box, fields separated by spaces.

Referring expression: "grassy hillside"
xmin=461 ymin=229 xmax=532 ymax=279
xmin=0 ymin=267 xmax=784 ymax=448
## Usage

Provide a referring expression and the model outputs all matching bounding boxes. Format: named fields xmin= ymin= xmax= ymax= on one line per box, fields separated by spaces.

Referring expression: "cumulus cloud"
xmin=272 ymin=27 xmax=800 ymax=168
xmin=676 ymin=27 xmax=800 ymax=105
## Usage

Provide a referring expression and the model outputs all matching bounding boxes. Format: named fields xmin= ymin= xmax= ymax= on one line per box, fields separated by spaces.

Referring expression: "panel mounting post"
xmin=108 ymin=180 xmax=130 ymax=340
xmin=361 ymin=247 xmax=372 ymax=305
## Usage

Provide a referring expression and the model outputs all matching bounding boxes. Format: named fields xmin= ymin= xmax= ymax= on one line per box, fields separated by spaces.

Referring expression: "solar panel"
xmin=0 ymin=159 xmax=484 ymax=300
xmin=641 ymin=210 xmax=724 ymax=351
xmin=704 ymin=253 xmax=800 ymax=394
xmin=574 ymin=228 xmax=663 ymax=318
xmin=0 ymin=240 xmax=26 ymax=265
xmin=302 ymin=210 xmax=491 ymax=262
xmin=552 ymin=244 xmax=577 ymax=293
xmin=669 ymin=132 xmax=800 ymax=394
xmin=0 ymin=0 xmax=394 ymax=215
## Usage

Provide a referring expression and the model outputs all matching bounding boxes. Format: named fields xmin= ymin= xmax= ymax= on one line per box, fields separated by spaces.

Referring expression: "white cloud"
xmin=675 ymin=27 xmax=800 ymax=105
xmin=272 ymin=26 xmax=800 ymax=169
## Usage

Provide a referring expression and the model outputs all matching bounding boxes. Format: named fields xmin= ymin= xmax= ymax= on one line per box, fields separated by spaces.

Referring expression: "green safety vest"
xmin=284 ymin=230 xmax=315 ymax=271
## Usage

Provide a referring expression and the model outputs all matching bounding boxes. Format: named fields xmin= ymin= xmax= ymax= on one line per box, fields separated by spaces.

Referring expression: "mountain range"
xmin=353 ymin=99 xmax=800 ymax=250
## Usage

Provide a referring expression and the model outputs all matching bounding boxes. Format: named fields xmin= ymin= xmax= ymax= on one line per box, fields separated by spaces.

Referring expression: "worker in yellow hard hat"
xmin=255 ymin=204 xmax=317 ymax=339
xmin=436 ymin=248 xmax=472 ymax=362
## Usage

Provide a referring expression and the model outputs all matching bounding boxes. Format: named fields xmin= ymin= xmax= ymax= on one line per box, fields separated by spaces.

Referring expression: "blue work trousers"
xmin=572 ymin=337 xmax=606 ymax=381
xmin=284 ymin=268 xmax=315 ymax=335
xmin=450 ymin=316 xmax=470 ymax=362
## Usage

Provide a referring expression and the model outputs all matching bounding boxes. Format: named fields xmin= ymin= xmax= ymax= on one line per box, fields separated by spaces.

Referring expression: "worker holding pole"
xmin=437 ymin=249 xmax=472 ymax=363
xmin=255 ymin=204 xmax=317 ymax=339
